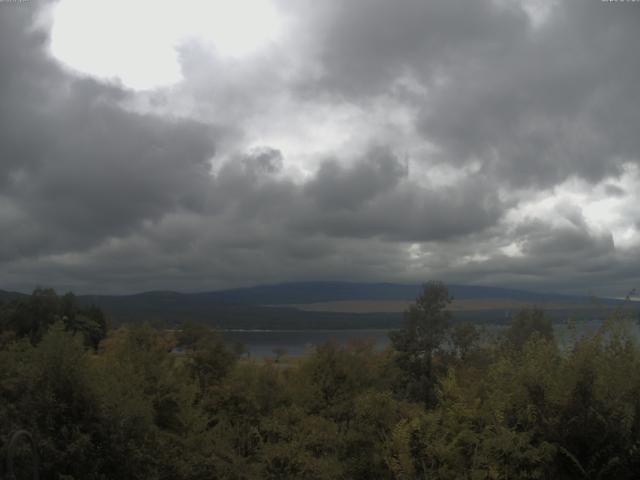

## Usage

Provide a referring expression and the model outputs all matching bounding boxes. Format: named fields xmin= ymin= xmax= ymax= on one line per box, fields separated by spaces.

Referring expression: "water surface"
xmin=222 ymin=319 xmax=640 ymax=358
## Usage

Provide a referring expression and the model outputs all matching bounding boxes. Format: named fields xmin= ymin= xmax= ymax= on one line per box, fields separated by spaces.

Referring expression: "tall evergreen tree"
xmin=390 ymin=281 xmax=452 ymax=406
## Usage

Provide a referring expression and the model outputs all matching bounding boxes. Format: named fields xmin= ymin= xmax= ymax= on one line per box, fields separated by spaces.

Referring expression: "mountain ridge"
xmin=2 ymin=282 xmax=636 ymax=329
xmin=2 ymin=281 xmax=633 ymax=305
xmin=98 ymin=281 xmax=628 ymax=305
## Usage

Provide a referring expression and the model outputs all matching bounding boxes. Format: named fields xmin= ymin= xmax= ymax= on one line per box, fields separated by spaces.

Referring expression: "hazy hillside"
xmin=89 ymin=282 xmax=626 ymax=305
xmin=0 ymin=289 xmax=27 ymax=303
xmin=76 ymin=282 xmax=637 ymax=329
xmin=4 ymin=283 xmax=636 ymax=329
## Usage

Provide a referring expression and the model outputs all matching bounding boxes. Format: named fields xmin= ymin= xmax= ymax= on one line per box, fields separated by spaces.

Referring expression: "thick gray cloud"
xmin=303 ymin=0 xmax=529 ymax=98
xmin=293 ymin=0 xmax=640 ymax=187
xmin=296 ymin=148 xmax=504 ymax=241
xmin=418 ymin=2 xmax=640 ymax=187
xmin=1 ymin=0 xmax=640 ymax=296
xmin=305 ymin=147 xmax=408 ymax=210
xmin=0 ymin=2 xmax=216 ymax=261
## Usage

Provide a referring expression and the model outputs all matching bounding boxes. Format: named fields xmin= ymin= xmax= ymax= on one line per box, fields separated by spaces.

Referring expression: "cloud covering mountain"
xmin=1 ymin=0 xmax=639 ymax=295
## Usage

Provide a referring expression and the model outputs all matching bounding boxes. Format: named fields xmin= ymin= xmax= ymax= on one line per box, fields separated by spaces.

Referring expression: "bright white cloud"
xmin=49 ymin=0 xmax=285 ymax=90
xmin=504 ymin=164 xmax=640 ymax=249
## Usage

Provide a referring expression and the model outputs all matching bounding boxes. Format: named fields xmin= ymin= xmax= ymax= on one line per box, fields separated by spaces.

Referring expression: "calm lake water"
xmin=222 ymin=320 xmax=640 ymax=358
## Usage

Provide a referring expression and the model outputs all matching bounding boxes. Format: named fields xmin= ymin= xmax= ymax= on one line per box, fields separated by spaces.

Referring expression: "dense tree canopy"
xmin=0 ymin=289 xmax=108 ymax=348
xmin=1 ymin=286 xmax=640 ymax=479
xmin=390 ymin=281 xmax=453 ymax=406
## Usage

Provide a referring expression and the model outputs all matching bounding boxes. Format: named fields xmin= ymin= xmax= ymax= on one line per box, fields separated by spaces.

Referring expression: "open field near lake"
xmin=282 ymin=298 xmax=621 ymax=314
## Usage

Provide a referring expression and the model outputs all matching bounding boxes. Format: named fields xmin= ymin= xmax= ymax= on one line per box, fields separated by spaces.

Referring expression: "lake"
xmin=222 ymin=319 xmax=640 ymax=358
xmin=221 ymin=329 xmax=392 ymax=357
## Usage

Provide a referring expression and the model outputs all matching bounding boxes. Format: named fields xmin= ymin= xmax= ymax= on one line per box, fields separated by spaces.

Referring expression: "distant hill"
xmin=0 ymin=289 xmax=27 ymax=303
xmin=113 ymin=282 xmax=629 ymax=306
xmin=2 ymin=282 xmax=636 ymax=329
xmin=105 ymin=282 xmax=625 ymax=305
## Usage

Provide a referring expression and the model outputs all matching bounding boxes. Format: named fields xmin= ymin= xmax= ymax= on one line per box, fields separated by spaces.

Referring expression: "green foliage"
xmin=503 ymin=306 xmax=554 ymax=352
xmin=0 ymin=288 xmax=108 ymax=348
xmin=450 ymin=321 xmax=482 ymax=360
xmin=178 ymin=321 xmax=240 ymax=392
xmin=272 ymin=346 xmax=288 ymax=363
xmin=390 ymin=280 xmax=453 ymax=406
xmin=3 ymin=286 xmax=640 ymax=479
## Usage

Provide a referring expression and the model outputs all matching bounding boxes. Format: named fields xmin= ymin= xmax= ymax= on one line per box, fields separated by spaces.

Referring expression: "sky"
xmin=1 ymin=0 xmax=639 ymax=296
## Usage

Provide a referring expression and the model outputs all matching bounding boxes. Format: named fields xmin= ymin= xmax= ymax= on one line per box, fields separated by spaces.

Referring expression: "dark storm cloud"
xmin=200 ymin=147 xmax=506 ymax=243
xmin=298 ymin=0 xmax=640 ymax=187
xmin=419 ymin=1 xmax=640 ymax=187
xmin=406 ymin=212 xmax=633 ymax=296
xmin=0 ymin=3 xmax=216 ymax=261
xmin=515 ymin=219 xmax=614 ymax=266
xmin=305 ymin=147 xmax=408 ymax=210
xmin=297 ymin=148 xmax=504 ymax=241
xmin=306 ymin=0 xmax=528 ymax=98
xmin=2 ymin=144 xmax=507 ymax=293
xmin=2 ymin=0 xmax=640 ymax=295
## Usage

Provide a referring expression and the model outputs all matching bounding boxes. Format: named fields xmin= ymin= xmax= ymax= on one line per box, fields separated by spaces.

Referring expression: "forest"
xmin=1 ymin=283 xmax=640 ymax=479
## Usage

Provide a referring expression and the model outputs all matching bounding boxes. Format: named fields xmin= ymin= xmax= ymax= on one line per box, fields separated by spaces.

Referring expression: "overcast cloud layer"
xmin=1 ymin=0 xmax=640 ymax=295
